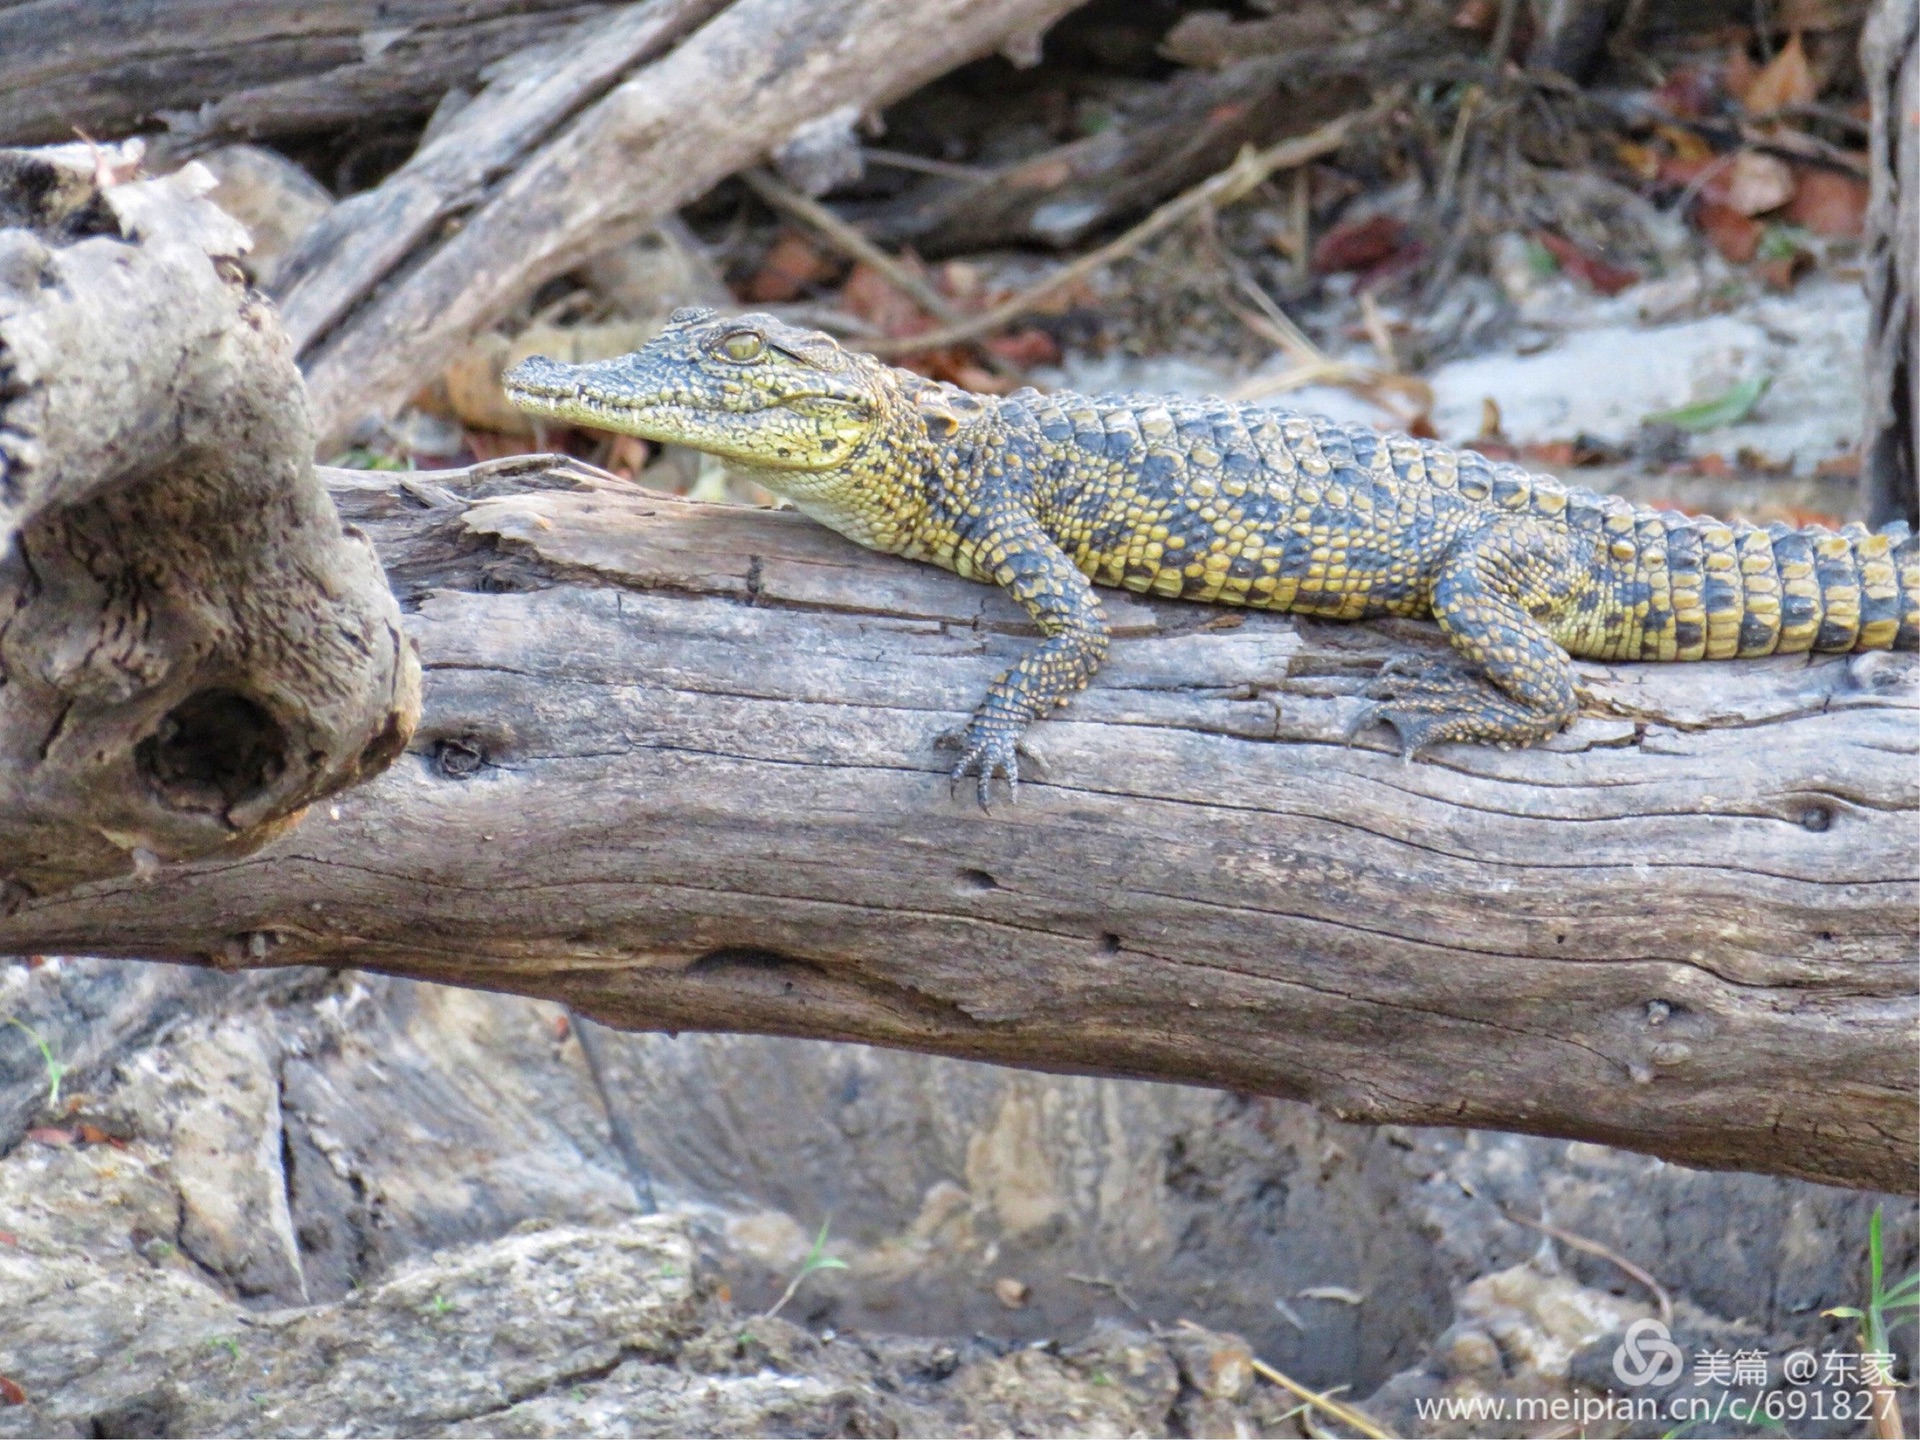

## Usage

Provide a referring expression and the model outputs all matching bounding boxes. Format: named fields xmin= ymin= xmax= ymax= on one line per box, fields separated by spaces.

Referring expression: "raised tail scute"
xmin=1846 ymin=518 xmax=1916 ymax=652
xmin=1683 ymin=515 xmax=1917 ymax=658
xmin=1888 ymin=520 xmax=1918 ymax=651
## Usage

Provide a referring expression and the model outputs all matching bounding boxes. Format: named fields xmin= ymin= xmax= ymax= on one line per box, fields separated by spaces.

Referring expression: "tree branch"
xmin=2 ymin=457 xmax=1911 ymax=1192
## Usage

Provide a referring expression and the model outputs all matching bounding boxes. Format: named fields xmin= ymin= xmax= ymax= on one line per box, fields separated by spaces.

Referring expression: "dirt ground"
xmin=3 ymin=957 xmax=1914 ymax=1438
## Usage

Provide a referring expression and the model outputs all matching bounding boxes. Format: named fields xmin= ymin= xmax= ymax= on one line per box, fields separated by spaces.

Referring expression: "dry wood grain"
xmin=1862 ymin=0 xmax=1917 ymax=528
xmin=272 ymin=0 xmax=731 ymax=355
xmin=4 ymin=457 xmax=1912 ymax=1192
xmin=0 ymin=0 xmax=623 ymax=147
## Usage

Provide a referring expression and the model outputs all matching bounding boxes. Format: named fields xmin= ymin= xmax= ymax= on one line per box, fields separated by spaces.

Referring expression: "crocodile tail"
xmin=1659 ymin=514 xmax=1916 ymax=658
xmin=1897 ymin=521 xmax=1920 ymax=651
xmin=1830 ymin=518 xmax=1918 ymax=653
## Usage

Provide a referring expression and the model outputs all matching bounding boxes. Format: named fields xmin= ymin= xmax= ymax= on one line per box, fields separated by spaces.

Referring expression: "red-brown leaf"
xmin=743 ymin=231 xmax=839 ymax=304
xmin=1533 ymin=230 xmax=1639 ymax=296
xmin=982 ymin=328 xmax=1061 ymax=367
xmin=1695 ymin=202 xmax=1764 ymax=263
xmin=838 ymin=262 xmax=934 ymax=338
xmin=1783 ymin=167 xmax=1868 ymax=237
xmin=1312 ymin=216 xmax=1410 ymax=275
xmin=0 ymin=1376 xmax=25 ymax=1406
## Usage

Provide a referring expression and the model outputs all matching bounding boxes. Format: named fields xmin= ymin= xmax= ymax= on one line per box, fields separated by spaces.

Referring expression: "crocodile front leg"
xmin=948 ymin=503 xmax=1110 ymax=807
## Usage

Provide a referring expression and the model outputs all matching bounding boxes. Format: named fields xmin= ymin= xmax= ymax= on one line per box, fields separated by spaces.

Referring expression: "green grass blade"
xmin=1643 ymin=375 xmax=1770 ymax=432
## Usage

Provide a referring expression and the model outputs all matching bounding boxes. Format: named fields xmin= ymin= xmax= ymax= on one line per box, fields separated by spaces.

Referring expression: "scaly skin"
xmin=506 ymin=307 xmax=1920 ymax=804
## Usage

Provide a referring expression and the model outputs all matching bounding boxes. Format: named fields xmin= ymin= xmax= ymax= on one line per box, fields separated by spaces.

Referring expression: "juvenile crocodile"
xmin=506 ymin=307 xmax=1920 ymax=803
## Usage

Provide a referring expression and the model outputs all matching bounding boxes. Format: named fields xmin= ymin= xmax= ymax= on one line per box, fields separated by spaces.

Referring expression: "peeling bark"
xmin=0 ymin=1 xmax=626 ymax=148
xmin=3 ymin=457 xmax=1911 ymax=1192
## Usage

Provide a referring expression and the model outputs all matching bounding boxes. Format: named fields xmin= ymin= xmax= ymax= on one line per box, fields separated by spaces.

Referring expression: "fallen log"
xmin=3 ymin=456 xmax=1912 ymax=1192
xmin=859 ymin=30 xmax=1453 ymax=258
xmin=0 ymin=0 xmax=627 ymax=148
xmin=0 ymin=143 xmax=419 ymax=904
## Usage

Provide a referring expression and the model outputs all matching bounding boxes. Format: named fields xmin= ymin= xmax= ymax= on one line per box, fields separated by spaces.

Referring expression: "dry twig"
xmin=865 ymin=105 xmax=1381 ymax=357
xmin=1178 ymin=1322 xmax=1389 ymax=1440
xmin=1499 ymin=1207 xmax=1675 ymax=1327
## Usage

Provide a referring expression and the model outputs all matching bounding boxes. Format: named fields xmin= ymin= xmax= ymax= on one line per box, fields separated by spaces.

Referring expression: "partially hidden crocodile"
xmin=505 ymin=307 xmax=1920 ymax=804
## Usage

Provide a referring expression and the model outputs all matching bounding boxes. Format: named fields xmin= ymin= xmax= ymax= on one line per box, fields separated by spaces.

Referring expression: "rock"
xmin=138 ymin=1013 xmax=309 ymax=1305
xmin=1 ymin=1214 xmax=703 ymax=1439
xmin=1167 ymin=1323 xmax=1257 ymax=1402
xmin=1 ymin=956 xmax=1911 ymax=1437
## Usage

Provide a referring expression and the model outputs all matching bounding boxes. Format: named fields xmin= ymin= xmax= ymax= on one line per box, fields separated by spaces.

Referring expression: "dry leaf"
xmin=1725 ymin=151 xmax=1796 ymax=215
xmin=1742 ymin=33 xmax=1816 ymax=114
xmin=993 ymin=1277 xmax=1031 ymax=1309
xmin=983 ymin=328 xmax=1061 ymax=367
xmin=1312 ymin=215 xmax=1411 ymax=275
xmin=1784 ymin=167 xmax=1868 ymax=236
xmin=1476 ymin=396 xmax=1505 ymax=442
xmin=1723 ymin=46 xmax=1758 ymax=104
xmin=1533 ymin=230 xmax=1640 ymax=296
xmin=744 ymin=231 xmax=839 ymax=304
xmin=1695 ymin=201 xmax=1764 ymax=263
xmin=1656 ymin=126 xmax=1718 ymax=170
xmin=839 ymin=261 xmax=934 ymax=338
xmin=1615 ymin=140 xmax=1662 ymax=181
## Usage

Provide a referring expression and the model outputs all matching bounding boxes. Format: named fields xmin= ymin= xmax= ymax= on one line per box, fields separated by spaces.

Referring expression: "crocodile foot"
xmin=1346 ymin=655 xmax=1564 ymax=755
xmin=937 ymin=717 xmax=1027 ymax=810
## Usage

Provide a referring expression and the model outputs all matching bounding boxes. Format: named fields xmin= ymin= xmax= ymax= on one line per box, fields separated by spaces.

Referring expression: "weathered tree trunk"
xmin=1863 ymin=0 xmax=1918 ymax=528
xmin=0 ymin=143 xmax=419 ymax=904
xmin=3 ymin=457 xmax=1911 ymax=1193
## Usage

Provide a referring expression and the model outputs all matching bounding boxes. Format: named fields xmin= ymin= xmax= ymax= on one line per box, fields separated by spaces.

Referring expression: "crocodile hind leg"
xmin=1353 ymin=515 xmax=1583 ymax=753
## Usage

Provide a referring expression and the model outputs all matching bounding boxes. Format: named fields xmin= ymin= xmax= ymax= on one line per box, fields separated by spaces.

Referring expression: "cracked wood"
xmin=2 ymin=458 xmax=1913 ymax=1191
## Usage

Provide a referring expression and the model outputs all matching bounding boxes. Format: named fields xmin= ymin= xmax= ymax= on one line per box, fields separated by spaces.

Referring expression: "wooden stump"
xmin=0 ymin=143 xmax=419 ymax=904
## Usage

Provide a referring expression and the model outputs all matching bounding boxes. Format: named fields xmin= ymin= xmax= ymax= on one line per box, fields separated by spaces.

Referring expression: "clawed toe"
xmin=1344 ymin=701 xmax=1435 ymax=759
xmin=940 ymin=722 xmax=1024 ymax=810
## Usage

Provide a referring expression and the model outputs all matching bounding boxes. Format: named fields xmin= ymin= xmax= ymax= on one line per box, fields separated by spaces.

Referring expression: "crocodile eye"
xmin=719 ymin=332 xmax=764 ymax=363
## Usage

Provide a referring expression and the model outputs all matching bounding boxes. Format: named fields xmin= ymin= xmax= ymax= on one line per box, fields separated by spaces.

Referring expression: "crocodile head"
xmin=503 ymin=307 xmax=897 ymax=474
